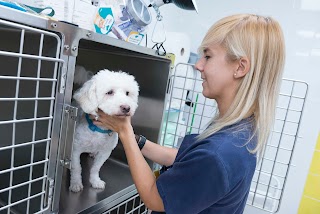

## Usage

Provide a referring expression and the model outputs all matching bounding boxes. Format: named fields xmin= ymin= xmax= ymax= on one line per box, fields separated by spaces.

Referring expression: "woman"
xmin=92 ymin=14 xmax=285 ymax=214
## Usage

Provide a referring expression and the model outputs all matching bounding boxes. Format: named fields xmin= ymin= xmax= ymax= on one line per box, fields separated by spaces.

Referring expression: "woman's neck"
xmin=216 ymin=93 xmax=235 ymax=118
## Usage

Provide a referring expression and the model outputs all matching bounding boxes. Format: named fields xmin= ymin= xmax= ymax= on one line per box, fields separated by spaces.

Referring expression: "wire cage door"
xmin=161 ymin=63 xmax=308 ymax=213
xmin=0 ymin=18 xmax=64 ymax=214
xmin=102 ymin=193 xmax=148 ymax=214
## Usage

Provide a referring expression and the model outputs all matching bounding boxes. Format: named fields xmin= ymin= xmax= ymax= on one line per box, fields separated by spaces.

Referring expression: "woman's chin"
xmin=202 ymin=90 xmax=210 ymax=98
xmin=202 ymin=91 xmax=216 ymax=100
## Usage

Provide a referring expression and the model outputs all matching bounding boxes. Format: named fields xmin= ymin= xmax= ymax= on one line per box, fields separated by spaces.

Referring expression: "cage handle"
xmin=60 ymin=105 xmax=78 ymax=169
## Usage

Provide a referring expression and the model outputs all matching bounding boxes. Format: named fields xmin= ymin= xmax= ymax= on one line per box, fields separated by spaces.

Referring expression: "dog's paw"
xmin=90 ymin=179 xmax=105 ymax=189
xmin=69 ymin=182 xmax=84 ymax=192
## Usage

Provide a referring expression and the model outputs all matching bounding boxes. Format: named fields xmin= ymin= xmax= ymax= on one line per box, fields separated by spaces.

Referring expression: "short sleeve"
xmin=156 ymin=147 xmax=230 ymax=214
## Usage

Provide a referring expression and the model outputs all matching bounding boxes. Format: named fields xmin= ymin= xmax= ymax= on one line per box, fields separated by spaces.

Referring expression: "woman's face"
xmin=195 ymin=44 xmax=238 ymax=100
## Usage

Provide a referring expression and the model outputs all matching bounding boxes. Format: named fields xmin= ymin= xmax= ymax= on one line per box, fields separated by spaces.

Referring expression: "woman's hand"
xmin=91 ymin=109 xmax=133 ymax=136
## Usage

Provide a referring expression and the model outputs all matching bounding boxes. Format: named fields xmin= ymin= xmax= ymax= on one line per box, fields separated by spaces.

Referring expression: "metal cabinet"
xmin=0 ymin=7 xmax=171 ymax=214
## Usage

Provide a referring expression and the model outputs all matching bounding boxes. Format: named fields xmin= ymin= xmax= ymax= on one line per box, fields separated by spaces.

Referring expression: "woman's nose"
xmin=195 ymin=58 xmax=204 ymax=72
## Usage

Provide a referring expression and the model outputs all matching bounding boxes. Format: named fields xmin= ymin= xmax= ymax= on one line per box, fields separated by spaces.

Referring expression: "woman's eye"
xmin=204 ymin=55 xmax=210 ymax=60
xmin=126 ymin=91 xmax=129 ymax=96
xmin=107 ymin=90 xmax=114 ymax=95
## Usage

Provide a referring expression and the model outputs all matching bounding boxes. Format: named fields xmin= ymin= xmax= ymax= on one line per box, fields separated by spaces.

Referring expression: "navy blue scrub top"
xmin=152 ymin=118 xmax=257 ymax=214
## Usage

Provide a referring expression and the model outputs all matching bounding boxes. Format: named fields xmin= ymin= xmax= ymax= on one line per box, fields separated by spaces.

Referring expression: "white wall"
xmin=144 ymin=0 xmax=320 ymax=213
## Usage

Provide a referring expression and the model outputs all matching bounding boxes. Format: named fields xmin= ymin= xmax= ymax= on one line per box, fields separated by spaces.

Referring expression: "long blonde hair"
xmin=197 ymin=14 xmax=285 ymax=157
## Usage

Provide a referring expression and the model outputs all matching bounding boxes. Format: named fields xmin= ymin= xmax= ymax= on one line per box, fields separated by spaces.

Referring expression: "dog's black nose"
xmin=120 ymin=105 xmax=130 ymax=114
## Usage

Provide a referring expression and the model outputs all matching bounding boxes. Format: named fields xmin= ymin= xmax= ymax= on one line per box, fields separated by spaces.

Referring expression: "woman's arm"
xmin=92 ymin=111 xmax=165 ymax=211
xmin=120 ymin=127 xmax=165 ymax=211
xmin=141 ymin=139 xmax=178 ymax=166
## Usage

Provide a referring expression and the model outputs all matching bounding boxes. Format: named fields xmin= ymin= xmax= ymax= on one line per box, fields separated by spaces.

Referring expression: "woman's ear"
xmin=234 ymin=57 xmax=250 ymax=78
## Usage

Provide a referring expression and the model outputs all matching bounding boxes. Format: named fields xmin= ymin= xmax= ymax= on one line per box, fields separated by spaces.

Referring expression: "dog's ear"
xmin=73 ymin=77 xmax=98 ymax=114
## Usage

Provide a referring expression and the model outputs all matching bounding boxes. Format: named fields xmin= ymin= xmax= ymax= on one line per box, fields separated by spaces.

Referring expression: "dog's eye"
xmin=126 ymin=91 xmax=129 ymax=96
xmin=106 ymin=90 xmax=114 ymax=95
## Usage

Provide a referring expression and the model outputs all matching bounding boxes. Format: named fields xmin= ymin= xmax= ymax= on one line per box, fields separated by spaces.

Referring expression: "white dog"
xmin=69 ymin=66 xmax=139 ymax=192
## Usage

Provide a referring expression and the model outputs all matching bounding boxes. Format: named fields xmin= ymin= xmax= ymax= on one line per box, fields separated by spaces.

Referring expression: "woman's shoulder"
xmin=204 ymin=118 xmax=257 ymax=170
xmin=177 ymin=117 xmax=257 ymax=162
xmin=208 ymin=120 xmax=257 ymax=162
xmin=213 ymin=116 xmax=256 ymax=147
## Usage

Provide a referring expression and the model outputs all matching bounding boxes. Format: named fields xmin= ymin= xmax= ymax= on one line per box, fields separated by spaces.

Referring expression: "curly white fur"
xmin=69 ymin=66 xmax=139 ymax=192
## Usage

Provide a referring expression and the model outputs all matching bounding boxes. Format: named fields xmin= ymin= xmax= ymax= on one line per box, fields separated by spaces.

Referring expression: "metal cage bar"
xmin=103 ymin=194 xmax=148 ymax=214
xmin=248 ymin=80 xmax=308 ymax=212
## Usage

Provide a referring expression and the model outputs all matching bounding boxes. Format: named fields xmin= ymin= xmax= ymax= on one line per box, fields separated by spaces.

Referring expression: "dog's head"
xmin=73 ymin=69 xmax=139 ymax=116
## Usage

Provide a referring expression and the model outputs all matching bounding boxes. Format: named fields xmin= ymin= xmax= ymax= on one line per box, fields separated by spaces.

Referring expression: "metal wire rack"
xmin=0 ymin=19 xmax=63 ymax=214
xmin=247 ymin=79 xmax=308 ymax=212
xmin=103 ymin=194 xmax=148 ymax=214
xmin=160 ymin=63 xmax=308 ymax=213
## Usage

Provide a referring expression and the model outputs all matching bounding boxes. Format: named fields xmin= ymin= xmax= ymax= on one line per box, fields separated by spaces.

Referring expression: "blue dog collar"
xmin=85 ymin=114 xmax=113 ymax=134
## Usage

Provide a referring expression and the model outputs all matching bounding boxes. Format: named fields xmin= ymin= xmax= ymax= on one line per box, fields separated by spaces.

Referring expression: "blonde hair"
xmin=197 ymin=14 xmax=285 ymax=157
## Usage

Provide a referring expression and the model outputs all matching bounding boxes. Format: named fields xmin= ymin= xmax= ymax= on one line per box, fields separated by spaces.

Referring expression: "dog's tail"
xmin=73 ymin=65 xmax=94 ymax=86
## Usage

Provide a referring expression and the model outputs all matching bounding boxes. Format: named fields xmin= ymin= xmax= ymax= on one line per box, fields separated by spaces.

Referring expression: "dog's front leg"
xmin=69 ymin=150 xmax=83 ymax=192
xmin=89 ymin=151 xmax=112 ymax=189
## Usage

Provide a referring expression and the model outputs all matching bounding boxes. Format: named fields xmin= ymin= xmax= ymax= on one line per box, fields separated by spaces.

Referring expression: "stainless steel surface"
xmin=0 ymin=6 xmax=48 ymax=30
xmin=51 ymin=56 xmax=77 ymax=213
xmin=162 ymin=63 xmax=309 ymax=213
xmin=0 ymin=17 xmax=63 ymax=214
xmin=47 ymin=19 xmax=158 ymax=58
xmin=83 ymin=186 xmax=138 ymax=214
xmin=59 ymin=154 xmax=134 ymax=214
